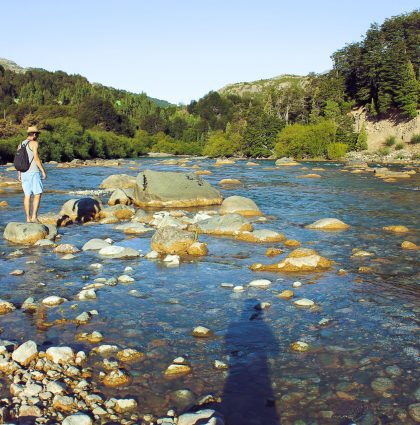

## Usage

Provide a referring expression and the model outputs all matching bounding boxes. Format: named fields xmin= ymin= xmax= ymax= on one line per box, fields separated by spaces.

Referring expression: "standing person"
xmin=17 ymin=126 xmax=47 ymax=223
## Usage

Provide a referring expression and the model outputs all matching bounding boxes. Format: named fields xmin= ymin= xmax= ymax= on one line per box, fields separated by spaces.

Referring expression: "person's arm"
xmin=32 ymin=142 xmax=47 ymax=179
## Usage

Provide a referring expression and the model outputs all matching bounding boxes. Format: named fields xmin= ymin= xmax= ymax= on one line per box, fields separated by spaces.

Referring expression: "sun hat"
xmin=27 ymin=125 xmax=40 ymax=133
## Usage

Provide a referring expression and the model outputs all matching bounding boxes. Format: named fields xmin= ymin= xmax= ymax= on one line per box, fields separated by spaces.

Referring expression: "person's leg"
xmin=31 ymin=194 xmax=42 ymax=222
xmin=24 ymin=195 xmax=31 ymax=222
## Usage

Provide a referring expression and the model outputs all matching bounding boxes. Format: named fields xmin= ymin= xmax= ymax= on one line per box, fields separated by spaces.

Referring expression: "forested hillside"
xmin=0 ymin=10 xmax=418 ymax=163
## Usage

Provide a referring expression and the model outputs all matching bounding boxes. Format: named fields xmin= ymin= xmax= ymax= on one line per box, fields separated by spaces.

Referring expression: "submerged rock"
xmin=236 ymin=229 xmax=285 ymax=243
xmin=401 ymin=240 xmax=418 ymax=250
xmin=151 ymin=226 xmax=206 ymax=256
xmin=133 ymin=169 xmax=223 ymax=208
xmin=82 ymin=238 xmax=111 ymax=251
xmin=275 ymin=157 xmax=299 ymax=166
xmin=383 ymin=225 xmax=409 ymax=233
xmin=98 ymin=245 xmax=140 ymax=259
xmin=250 ymin=248 xmax=332 ymax=272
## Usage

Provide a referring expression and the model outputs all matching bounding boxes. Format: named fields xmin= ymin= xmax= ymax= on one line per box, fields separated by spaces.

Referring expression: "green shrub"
xmin=275 ymin=119 xmax=336 ymax=159
xmin=395 ymin=142 xmax=404 ymax=150
xmin=410 ymin=134 xmax=420 ymax=144
xmin=327 ymin=143 xmax=348 ymax=159
xmin=378 ymin=147 xmax=391 ymax=156
xmin=203 ymin=130 xmax=240 ymax=157
xmin=384 ymin=136 xmax=396 ymax=146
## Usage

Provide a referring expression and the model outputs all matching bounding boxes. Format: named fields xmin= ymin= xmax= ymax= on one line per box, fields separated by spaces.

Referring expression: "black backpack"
xmin=14 ymin=141 xmax=33 ymax=172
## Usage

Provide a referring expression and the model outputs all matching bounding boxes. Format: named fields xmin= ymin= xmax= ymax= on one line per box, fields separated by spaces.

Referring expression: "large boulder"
xmin=59 ymin=197 xmax=102 ymax=224
xmin=151 ymin=227 xmax=197 ymax=255
xmin=250 ymin=248 xmax=332 ymax=272
xmin=190 ymin=214 xmax=253 ymax=236
xmin=220 ymin=196 xmax=262 ymax=216
xmin=3 ymin=222 xmax=55 ymax=245
xmin=99 ymin=174 xmax=137 ymax=189
xmin=132 ymin=170 xmax=223 ymax=208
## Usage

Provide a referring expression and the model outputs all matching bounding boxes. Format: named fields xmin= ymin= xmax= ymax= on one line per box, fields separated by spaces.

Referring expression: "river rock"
xmin=42 ymin=296 xmax=65 ymax=306
xmin=191 ymin=213 xmax=253 ymax=236
xmin=130 ymin=208 xmax=151 ymax=223
xmin=192 ymin=326 xmax=212 ymax=337
xmin=46 ymin=346 xmax=75 ymax=364
xmin=187 ymin=241 xmax=208 ymax=256
xmin=34 ymin=238 xmax=56 ymax=247
xmin=82 ymin=238 xmax=111 ymax=251
xmin=151 ymin=227 xmax=196 ymax=255
xmin=101 ymin=204 xmax=135 ymax=220
xmin=178 ymin=409 xmax=224 ymax=425
xmin=371 ymin=377 xmax=394 ymax=393
xmin=383 ymin=225 xmax=409 ymax=233
xmin=165 ymin=364 xmax=192 ymax=376
xmin=132 ymin=170 xmax=223 ymax=208
xmin=266 ymin=247 xmax=284 ymax=257
xmin=102 ymin=369 xmax=131 ymax=387
xmin=114 ymin=222 xmax=152 ymax=234
xmin=294 ymin=298 xmax=315 ymax=307
xmin=278 ymin=290 xmax=294 ymax=299
xmin=99 ymin=173 xmax=137 ymax=189
xmin=12 ymin=340 xmax=38 ymax=366
xmin=275 ymin=157 xmax=299 ymax=166
xmin=236 ymin=229 xmax=285 ymax=243
xmin=108 ymin=188 xmax=134 ymax=206
xmin=401 ymin=241 xmax=418 ymax=250
xmin=3 ymin=222 xmax=52 ymax=244
xmin=306 ymin=218 xmax=350 ymax=231
xmin=59 ymin=197 xmax=102 ymax=224
xmin=249 ymin=279 xmax=272 ymax=288
xmin=98 ymin=245 xmax=140 ymax=258
xmin=219 ymin=178 xmax=241 ymax=185
xmin=250 ymin=248 xmax=332 ymax=272
xmin=116 ymin=348 xmax=145 ymax=363
xmin=53 ymin=243 xmax=80 ymax=254
xmin=408 ymin=403 xmax=420 ymax=422
xmin=220 ymin=195 xmax=261 ymax=216
xmin=291 ymin=341 xmax=309 ymax=352
xmin=62 ymin=414 xmax=93 ymax=425
xmin=114 ymin=398 xmax=138 ymax=413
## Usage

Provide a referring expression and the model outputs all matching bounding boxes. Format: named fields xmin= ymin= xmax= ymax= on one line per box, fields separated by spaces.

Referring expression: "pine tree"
xmin=355 ymin=122 xmax=368 ymax=151
xmin=394 ymin=60 xmax=419 ymax=118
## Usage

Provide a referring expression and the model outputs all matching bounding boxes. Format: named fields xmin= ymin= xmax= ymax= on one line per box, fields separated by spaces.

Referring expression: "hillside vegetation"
xmin=0 ymin=10 xmax=418 ymax=163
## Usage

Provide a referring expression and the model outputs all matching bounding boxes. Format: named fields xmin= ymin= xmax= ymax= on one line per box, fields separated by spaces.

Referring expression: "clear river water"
xmin=0 ymin=158 xmax=419 ymax=425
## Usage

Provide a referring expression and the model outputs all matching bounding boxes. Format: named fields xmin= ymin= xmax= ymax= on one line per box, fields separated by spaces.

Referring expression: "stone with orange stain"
xmin=191 ymin=213 xmax=253 ymax=236
xmin=266 ymin=247 xmax=284 ymax=257
xmin=383 ymin=225 xmax=409 ymax=233
xmin=102 ymin=369 xmax=131 ymax=387
xmin=298 ymin=174 xmax=321 ymax=178
xmin=250 ymin=248 xmax=332 ymax=273
xmin=187 ymin=241 xmax=209 ymax=256
xmin=220 ymin=196 xmax=262 ymax=216
xmin=401 ymin=241 xmax=418 ymax=250
xmin=284 ymin=239 xmax=301 ymax=247
xmin=236 ymin=230 xmax=286 ymax=243
xmin=194 ymin=170 xmax=212 ymax=175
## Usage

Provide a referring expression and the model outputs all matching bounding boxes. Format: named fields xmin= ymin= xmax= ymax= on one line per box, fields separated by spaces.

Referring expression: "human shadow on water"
xmin=219 ymin=298 xmax=281 ymax=425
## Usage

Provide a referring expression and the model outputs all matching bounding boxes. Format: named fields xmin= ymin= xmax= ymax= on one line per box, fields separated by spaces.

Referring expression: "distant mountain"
xmin=218 ymin=74 xmax=307 ymax=97
xmin=0 ymin=57 xmax=173 ymax=107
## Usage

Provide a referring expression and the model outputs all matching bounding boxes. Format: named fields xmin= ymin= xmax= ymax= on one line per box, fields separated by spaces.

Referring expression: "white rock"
xmin=82 ymin=238 xmax=111 ymax=251
xmin=46 ymin=347 xmax=75 ymax=364
xmin=117 ymin=275 xmax=134 ymax=283
xmin=292 ymin=281 xmax=302 ymax=288
xmin=145 ymin=250 xmax=159 ymax=259
xmin=12 ymin=340 xmax=38 ymax=366
xmin=76 ymin=289 xmax=96 ymax=301
xmin=42 ymin=296 xmax=65 ymax=307
xmin=248 ymin=279 xmax=272 ymax=288
xmin=89 ymin=263 xmax=103 ymax=269
xmin=233 ymin=285 xmax=245 ymax=292
xmin=62 ymin=414 xmax=93 ymax=425
xmin=114 ymin=398 xmax=138 ymax=413
xmin=293 ymin=298 xmax=315 ymax=307
xmin=98 ymin=245 xmax=140 ymax=258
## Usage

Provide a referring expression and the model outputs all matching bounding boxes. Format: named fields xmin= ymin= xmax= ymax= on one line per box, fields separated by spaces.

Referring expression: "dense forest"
xmin=0 ymin=10 xmax=418 ymax=163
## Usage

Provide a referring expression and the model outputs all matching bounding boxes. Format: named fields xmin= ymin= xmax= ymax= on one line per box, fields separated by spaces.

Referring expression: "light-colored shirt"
xmin=21 ymin=139 xmax=39 ymax=173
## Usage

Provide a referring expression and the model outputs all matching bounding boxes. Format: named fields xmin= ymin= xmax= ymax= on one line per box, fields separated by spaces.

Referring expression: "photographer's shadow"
xmin=219 ymin=298 xmax=280 ymax=425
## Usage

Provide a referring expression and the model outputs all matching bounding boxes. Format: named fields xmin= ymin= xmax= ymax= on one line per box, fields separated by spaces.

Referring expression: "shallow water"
xmin=0 ymin=158 xmax=419 ymax=424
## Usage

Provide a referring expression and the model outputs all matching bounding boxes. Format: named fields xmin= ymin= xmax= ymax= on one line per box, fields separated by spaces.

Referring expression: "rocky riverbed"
xmin=0 ymin=157 xmax=419 ymax=424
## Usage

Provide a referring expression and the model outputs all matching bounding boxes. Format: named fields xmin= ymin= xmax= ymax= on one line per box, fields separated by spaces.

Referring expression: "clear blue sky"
xmin=1 ymin=0 xmax=418 ymax=104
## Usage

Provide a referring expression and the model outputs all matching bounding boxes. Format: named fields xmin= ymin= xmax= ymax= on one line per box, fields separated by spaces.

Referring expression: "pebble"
xmin=278 ymin=290 xmax=294 ymax=299
xmin=293 ymin=298 xmax=315 ymax=307
xmin=248 ymin=279 xmax=272 ymax=288
xmin=192 ymin=326 xmax=212 ymax=337
xmin=164 ymin=364 xmax=192 ymax=376
xmin=118 ymin=274 xmax=135 ymax=283
xmin=214 ymin=360 xmax=228 ymax=370
xmin=408 ymin=403 xmax=420 ymax=422
xmin=371 ymin=377 xmax=394 ymax=393
xmin=62 ymin=414 xmax=93 ymax=425
xmin=10 ymin=269 xmax=24 ymax=276
xmin=233 ymin=285 xmax=245 ymax=292
xmin=89 ymin=263 xmax=103 ymax=269
xmin=291 ymin=341 xmax=310 ymax=352
xmin=220 ymin=283 xmax=234 ymax=288
xmin=292 ymin=281 xmax=302 ymax=288
xmin=0 ymin=299 xmax=16 ymax=314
